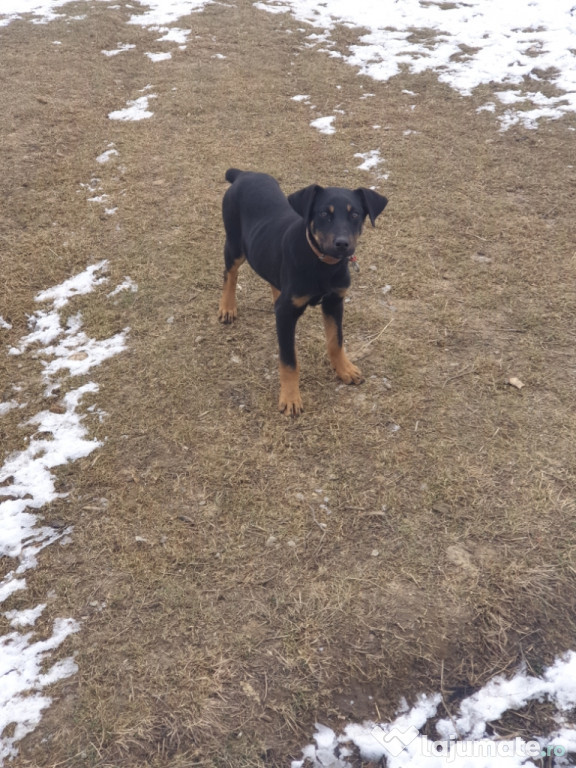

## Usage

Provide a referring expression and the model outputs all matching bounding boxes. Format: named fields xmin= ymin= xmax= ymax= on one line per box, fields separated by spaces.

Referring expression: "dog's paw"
xmin=279 ymin=393 xmax=304 ymax=417
xmin=218 ymin=304 xmax=237 ymax=323
xmin=336 ymin=360 xmax=364 ymax=385
xmin=278 ymin=364 xmax=303 ymax=416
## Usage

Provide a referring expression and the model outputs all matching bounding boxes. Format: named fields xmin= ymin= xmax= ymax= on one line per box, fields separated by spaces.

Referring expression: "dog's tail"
xmin=225 ymin=168 xmax=243 ymax=184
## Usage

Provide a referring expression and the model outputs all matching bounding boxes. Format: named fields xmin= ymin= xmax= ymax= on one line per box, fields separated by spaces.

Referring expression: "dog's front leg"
xmin=275 ymin=298 xmax=306 ymax=416
xmin=322 ymin=293 xmax=364 ymax=385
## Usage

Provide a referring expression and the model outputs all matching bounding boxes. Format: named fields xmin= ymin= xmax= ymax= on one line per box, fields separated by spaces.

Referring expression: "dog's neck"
xmin=305 ymin=227 xmax=341 ymax=266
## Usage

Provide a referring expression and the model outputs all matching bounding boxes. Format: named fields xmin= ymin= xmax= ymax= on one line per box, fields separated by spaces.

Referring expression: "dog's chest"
xmin=308 ymin=270 xmax=349 ymax=305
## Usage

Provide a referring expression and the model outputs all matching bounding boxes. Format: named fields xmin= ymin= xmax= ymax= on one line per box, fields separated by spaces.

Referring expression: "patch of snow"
xmin=354 ymin=149 xmax=382 ymax=171
xmin=34 ymin=260 xmax=108 ymax=311
xmin=256 ymin=0 xmax=576 ymax=129
xmin=0 ymin=401 xmax=19 ymax=417
xmin=310 ymin=115 xmax=336 ymax=134
xmin=0 ymin=618 xmax=79 ymax=765
xmin=107 ymin=277 xmax=138 ymax=298
xmin=101 ymin=43 xmax=136 ymax=56
xmin=294 ymin=654 xmax=576 ymax=766
xmin=96 ymin=147 xmax=119 ymax=164
xmin=253 ymin=1 xmax=291 ymax=14
xmin=145 ymin=51 xmax=172 ymax=62
xmin=4 ymin=604 xmax=46 ymax=629
xmin=0 ymin=263 xmax=133 ymax=762
xmin=108 ymin=94 xmax=157 ymax=121
xmin=127 ymin=0 xmax=214 ymax=28
xmin=156 ymin=27 xmax=191 ymax=44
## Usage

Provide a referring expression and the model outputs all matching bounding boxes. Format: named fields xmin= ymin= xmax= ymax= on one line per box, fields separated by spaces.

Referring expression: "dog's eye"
xmin=350 ymin=211 xmax=360 ymax=220
xmin=318 ymin=211 xmax=330 ymax=219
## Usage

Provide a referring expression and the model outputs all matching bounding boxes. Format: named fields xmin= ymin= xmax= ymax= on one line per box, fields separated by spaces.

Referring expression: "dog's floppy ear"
xmin=288 ymin=184 xmax=322 ymax=222
xmin=354 ymin=188 xmax=388 ymax=227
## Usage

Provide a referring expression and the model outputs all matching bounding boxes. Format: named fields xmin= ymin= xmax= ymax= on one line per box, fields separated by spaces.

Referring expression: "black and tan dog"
xmin=218 ymin=168 xmax=388 ymax=416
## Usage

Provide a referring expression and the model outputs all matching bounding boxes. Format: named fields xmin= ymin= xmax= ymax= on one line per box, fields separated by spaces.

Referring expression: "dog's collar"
xmin=305 ymin=227 xmax=342 ymax=266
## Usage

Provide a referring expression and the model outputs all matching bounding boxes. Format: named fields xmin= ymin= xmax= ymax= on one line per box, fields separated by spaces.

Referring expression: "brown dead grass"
xmin=1 ymin=0 xmax=576 ymax=766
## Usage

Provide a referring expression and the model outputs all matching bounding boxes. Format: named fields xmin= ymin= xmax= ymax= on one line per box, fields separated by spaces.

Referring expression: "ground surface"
xmin=1 ymin=0 xmax=576 ymax=766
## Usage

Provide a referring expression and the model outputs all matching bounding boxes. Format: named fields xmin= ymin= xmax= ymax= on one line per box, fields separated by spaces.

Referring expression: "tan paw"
xmin=335 ymin=360 xmax=364 ymax=385
xmin=218 ymin=303 xmax=237 ymax=323
xmin=279 ymin=391 xmax=304 ymax=417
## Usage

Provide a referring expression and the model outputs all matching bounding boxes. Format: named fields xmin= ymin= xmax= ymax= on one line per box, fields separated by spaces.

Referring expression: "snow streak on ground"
xmin=257 ymin=0 xmax=576 ymax=131
xmin=108 ymin=92 xmax=157 ymax=120
xmin=0 ymin=260 xmax=132 ymax=764
xmin=293 ymin=653 xmax=576 ymax=766
xmin=0 ymin=0 xmax=216 ymax=761
xmin=0 ymin=5 xmax=147 ymax=757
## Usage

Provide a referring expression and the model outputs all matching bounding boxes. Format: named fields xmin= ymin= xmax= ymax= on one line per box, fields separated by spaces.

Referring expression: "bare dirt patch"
xmin=1 ymin=1 xmax=576 ymax=766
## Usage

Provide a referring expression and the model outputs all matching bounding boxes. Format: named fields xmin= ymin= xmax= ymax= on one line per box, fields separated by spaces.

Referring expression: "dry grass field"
xmin=1 ymin=0 xmax=576 ymax=765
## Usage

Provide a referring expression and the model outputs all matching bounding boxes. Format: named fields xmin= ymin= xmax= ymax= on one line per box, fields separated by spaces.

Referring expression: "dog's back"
xmin=222 ymin=169 xmax=299 ymax=266
xmin=223 ymin=169 xmax=293 ymax=221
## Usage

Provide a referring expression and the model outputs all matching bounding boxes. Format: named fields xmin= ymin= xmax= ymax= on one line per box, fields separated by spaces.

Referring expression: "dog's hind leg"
xmin=218 ymin=240 xmax=245 ymax=323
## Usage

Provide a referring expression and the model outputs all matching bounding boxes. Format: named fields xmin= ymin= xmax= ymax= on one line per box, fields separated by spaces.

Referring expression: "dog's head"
xmin=288 ymin=184 xmax=388 ymax=260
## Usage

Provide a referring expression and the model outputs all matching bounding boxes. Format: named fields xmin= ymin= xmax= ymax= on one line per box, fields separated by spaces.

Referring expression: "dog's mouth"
xmin=319 ymin=236 xmax=357 ymax=260
xmin=323 ymin=247 xmax=356 ymax=262
xmin=336 ymin=244 xmax=356 ymax=260
xmin=307 ymin=227 xmax=357 ymax=263
xmin=319 ymin=251 xmax=356 ymax=268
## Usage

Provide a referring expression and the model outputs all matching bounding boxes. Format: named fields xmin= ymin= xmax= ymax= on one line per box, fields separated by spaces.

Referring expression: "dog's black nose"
xmin=334 ymin=237 xmax=349 ymax=250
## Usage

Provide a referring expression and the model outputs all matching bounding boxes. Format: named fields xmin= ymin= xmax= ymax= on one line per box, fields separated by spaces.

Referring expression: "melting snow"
xmin=1 ymin=260 xmax=132 ymax=763
xmin=294 ymin=654 xmax=576 ymax=766
xmin=256 ymin=0 xmax=576 ymax=130
xmin=108 ymin=94 xmax=157 ymax=120
xmin=310 ymin=115 xmax=336 ymax=134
